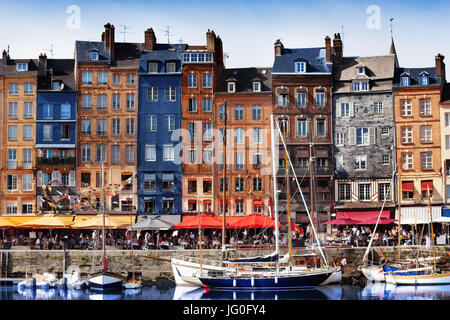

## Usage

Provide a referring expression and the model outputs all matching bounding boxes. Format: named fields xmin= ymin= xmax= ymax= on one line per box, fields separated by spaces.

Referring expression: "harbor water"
xmin=0 ymin=283 xmax=449 ymax=300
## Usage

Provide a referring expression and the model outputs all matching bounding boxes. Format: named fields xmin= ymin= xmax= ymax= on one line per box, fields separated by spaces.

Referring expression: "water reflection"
xmin=361 ymin=283 xmax=450 ymax=300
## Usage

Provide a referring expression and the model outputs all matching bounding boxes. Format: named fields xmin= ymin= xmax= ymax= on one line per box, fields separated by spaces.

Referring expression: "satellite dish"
xmin=60 ymin=83 xmax=64 ymax=90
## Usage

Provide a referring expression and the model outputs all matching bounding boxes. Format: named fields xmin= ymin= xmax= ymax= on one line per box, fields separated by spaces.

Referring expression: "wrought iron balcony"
xmin=277 ymin=166 xmax=332 ymax=176
xmin=37 ymin=157 xmax=76 ymax=166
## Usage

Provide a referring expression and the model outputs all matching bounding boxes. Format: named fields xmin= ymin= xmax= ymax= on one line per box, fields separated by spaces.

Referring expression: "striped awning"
xmin=395 ymin=206 xmax=450 ymax=224
xmin=402 ymin=181 xmax=414 ymax=192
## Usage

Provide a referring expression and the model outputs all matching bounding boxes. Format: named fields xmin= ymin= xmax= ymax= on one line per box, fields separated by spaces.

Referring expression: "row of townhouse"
xmin=1 ymin=24 xmax=449 ymax=229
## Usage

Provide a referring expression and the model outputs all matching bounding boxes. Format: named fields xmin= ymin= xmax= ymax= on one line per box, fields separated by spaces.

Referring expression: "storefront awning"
xmin=443 ymin=208 xmax=450 ymax=218
xmin=129 ymin=214 xmax=181 ymax=231
xmin=395 ymin=206 xmax=450 ymax=224
xmin=336 ymin=210 xmax=390 ymax=223
xmin=402 ymin=182 xmax=414 ymax=192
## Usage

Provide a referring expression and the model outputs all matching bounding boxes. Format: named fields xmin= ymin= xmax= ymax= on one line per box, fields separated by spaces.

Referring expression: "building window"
xmin=126 ymin=94 xmax=135 ymax=110
xmin=203 ymin=149 xmax=212 ymax=164
xmin=144 ymin=200 xmax=156 ymax=213
xmin=374 ymin=102 xmax=384 ymax=114
xmin=81 ymin=120 xmax=91 ymax=135
xmin=81 ymin=144 xmax=91 ymax=162
xmin=82 ymin=94 xmax=92 ymax=109
xmin=112 ymin=74 xmax=121 ymax=85
xmin=97 ymin=71 xmax=108 ymax=85
xmin=340 ymin=103 xmax=350 ymax=117
xmin=228 ymin=82 xmax=235 ymax=92
xmin=188 ymin=149 xmax=197 ymax=163
xmin=253 ymin=81 xmax=261 ymax=92
xmin=24 ymin=83 xmax=33 ymax=95
xmin=61 ymin=104 xmax=71 ymax=119
xmin=203 ymin=179 xmax=212 ymax=193
xmin=253 ymin=178 xmax=262 ymax=192
xmin=22 ymin=125 xmax=32 ymax=140
xmin=165 ymin=86 xmax=176 ymax=101
xmin=379 ymin=183 xmax=391 ymax=201
xmin=359 ymin=183 xmax=371 ymax=201
xmin=382 ymin=155 xmax=390 ymax=165
xmin=82 ymin=71 xmax=92 ymax=85
xmin=235 ymin=153 xmax=244 ymax=170
xmin=419 ymin=99 xmax=431 ymax=116
xmin=166 ymin=62 xmax=176 ymax=73
xmin=147 ymin=115 xmax=157 ymax=132
xmin=162 ymin=175 xmax=175 ymax=190
xmin=8 ymin=125 xmax=17 ymax=140
xmin=338 ymin=184 xmax=351 ymax=201
xmin=235 ymin=105 xmax=244 ymax=120
xmin=145 ymin=145 xmax=156 ymax=162
xmin=316 ymin=118 xmax=326 ymax=137
xmin=401 ymin=76 xmax=410 ymax=86
xmin=420 ymin=75 xmax=429 ymax=85
xmin=96 ymin=94 xmax=107 ymax=110
xmin=148 ymin=62 xmax=158 ymax=73
xmin=420 ymin=152 xmax=432 ymax=170
xmin=16 ymin=63 xmax=28 ymax=71
xmin=6 ymin=175 xmax=18 ymax=190
xmin=381 ymin=127 xmax=390 ymax=135
xmin=81 ymin=172 xmax=91 ymax=187
xmin=7 ymin=150 xmax=16 ymax=169
xmin=336 ymin=133 xmax=345 ymax=146
xmin=335 ymin=155 xmax=344 ymax=171
xmin=188 ymin=179 xmax=197 ymax=193
xmin=126 ymin=145 xmax=134 ymax=163
xmin=111 ymin=118 xmax=120 ymax=136
xmin=43 ymin=124 xmax=52 ymax=141
xmin=111 ymin=145 xmax=120 ymax=163
xmin=277 ymin=117 xmax=289 ymax=137
xmin=24 ymin=102 xmax=33 ymax=118
xmin=295 ymin=61 xmax=306 ymax=73
xmin=315 ymin=89 xmax=326 ymax=107
xmin=295 ymin=91 xmax=307 ymax=107
xmin=253 ymin=128 xmax=262 ymax=144
xmin=235 ymin=128 xmax=244 ymax=144
xmin=23 ymin=150 xmax=32 ymax=169
xmin=356 ymin=127 xmax=369 ymax=145
xmin=219 ymin=105 xmax=228 ymax=120
xmin=446 ymin=113 xmax=450 ymax=127
xmin=253 ymin=153 xmax=262 ymax=167
xmin=353 ymin=81 xmax=369 ymax=92
xmin=96 ymin=144 xmax=106 ymax=162
xmin=97 ymin=120 xmax=107 ymax=136
xmin=202 ymin=98 xmax=212 ymax=112
xmin=188 ymin=98 xmax=197 ymax=112
xmin=354 ymin=155 xmax=367 ymax=169
xmin=188 ymin=122 xmax=197 ymax=142
xmin=401 ymin=127 xmax=413 ymax=144
xmin=203 ymin=123 xmax=212 ymax=141
xmin=90 ymin=51 xmax=99 ymax=61
xmin=401 ymin=100 xmax=412 ymax=116
xmin=147 ymin=86 xmax=158 ymax=101
xmin=126 ymin=118 xmax=135 ymax=136
xmin=60 ymin=124 xmax=70 ymax=140
xmin=163 ymin=145 xmax=174 ymax=161
xmin=164 ymin=115 xmax=175 ymax=131
xmin=203 ymin=74 xmax=212 ymax=88
xmin=277 ymin=92 xmax=288 ymax=107
xmin=420 ymin=126 xmax=432 ymax=143
xmin=219 ymin=178 xmax=229 ymax=192
xmin=111 ymin=93 xmax=120 ymax=110
xmin=446 ymin=135 xmax=450 ymax=150
xmin=8 ymin=102 xmax=17 ymax=119
xmin=22 ymin=203 xmax=33 ymax=214
xmin=235 ymin=178 xmax=245 ymax=192
xmin=296 ymin=118 xmax=307 ymax=137
xmin=162 ymin=200 xmax=174 ymax=212
xmin=188 ymin=74 xmax=197 ymax=88
xmin=43 ymin=104 xmax=53 ymax=119
xmin=402 ymin=153 xmax=413 ymax=170
xmin=143 ymin=174 xmax=156 ymax=191
xmin=253 ymin=105 xmax=261 ymax=120
xmin=235 ymin=200 xmax=244 ymax=214
xmin=9 ymin=83 xmax=18 ymax=95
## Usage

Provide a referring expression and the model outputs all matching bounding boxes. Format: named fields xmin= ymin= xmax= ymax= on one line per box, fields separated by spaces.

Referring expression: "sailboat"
xmin=87 ymin=163 xmax=124 ymax=291
xmin=384 ymin=186 xmax=450 ymax=285
xmin=196 ymin=115 xmax=339 ymax=290
xmin=124 ymin=215 xmax=142 ymax=289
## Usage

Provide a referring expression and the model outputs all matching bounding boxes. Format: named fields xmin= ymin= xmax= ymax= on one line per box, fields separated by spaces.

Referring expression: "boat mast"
xmin=198 ymin=211 xmax=203 ymax=272
xmin=397 ymin=159 xmax=402 ymax=262
xmin=282 ymin=119 xmax=293 ymax=261
xmin=270 ymin=114 xmax=280 ymax=275
xmin=130 ymin=215 xmax=135 ymax=281
xmin=221 ymin=101 xmax=228 ymax=262
xmin=307 ymin=119 xmax=316 ymax=252
xmin=275 ymin=119 xmax=329 ymax=267
xmin=427 ymin=186 xmax=437 ymax=271
xmin=101 ymin=162 xmax=106 ymax=270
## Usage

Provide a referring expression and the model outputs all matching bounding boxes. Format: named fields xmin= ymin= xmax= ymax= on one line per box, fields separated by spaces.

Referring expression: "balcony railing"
xmin=37 ymin=157 xmax=75 ymax=165
xmin=277 ymin=166 xmax=332 ymax=176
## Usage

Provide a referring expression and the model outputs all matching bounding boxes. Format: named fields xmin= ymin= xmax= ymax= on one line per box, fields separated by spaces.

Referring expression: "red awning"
xmin=203 ymin=200 xmax=212 ymax=204
xmin=336 ymin=211 xmax=390 ymax=223
xmin=228 ymin=213 xmax=281 ymax=229
xmin=253 ymin=200 xmax=263 ymax=206
xmin=402 ymin=182 xmax=414 ymax=192
xmin=173 ymin=214 xmax=223 ymax=229
xmin=421 ymin=181 xmax=433 ymax=191
xmin=188 ymin=200 xmax=197 ymax=204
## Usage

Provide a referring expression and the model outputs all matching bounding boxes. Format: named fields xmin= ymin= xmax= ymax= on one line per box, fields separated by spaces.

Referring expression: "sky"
xmin=1 ymin=0 xmax=449 ymax=72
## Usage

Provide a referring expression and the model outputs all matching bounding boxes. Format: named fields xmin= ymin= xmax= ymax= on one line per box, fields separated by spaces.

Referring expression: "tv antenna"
xmin=119 ymin=25 xmax=132 ymax=42
xmin=340 ymin=25 xmax=346 ymax=53
xmin=389 ymin=18 xmax=394 ymax=38
xmin=44 ymin=44 xmax=54 ymax=58
xmin=224 ymin=52 xmax=230 ymax=67
xmin=160 ymin=26 xmax=172 ymax=43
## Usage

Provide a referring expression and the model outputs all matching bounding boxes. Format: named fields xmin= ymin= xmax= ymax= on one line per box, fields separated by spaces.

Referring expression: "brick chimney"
xmin=38 ymin=53 xmax=47 ymax=77
xmin=206 ymin=29 xmax=216 ymax=51
xmin=274 ymin=39 xmax=284 ymax=57
xmin=325 ymin=36 xmax=331 ymax=63
xmin=2 ymin=49 xmax=7 ymax=61
xmin=435 ymin=53 xmax=446 ymax=83
xmin=144 ymin=28 xmax=156 ymax=51
xmin=103 ymin=23 xmax=115 ymax=60
xmin=332 ymin=33 xmax=343 ymax=65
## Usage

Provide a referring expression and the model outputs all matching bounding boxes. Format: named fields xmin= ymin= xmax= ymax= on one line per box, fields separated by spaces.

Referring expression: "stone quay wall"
xmin=1 ymin=246 xmax=448 ymax=285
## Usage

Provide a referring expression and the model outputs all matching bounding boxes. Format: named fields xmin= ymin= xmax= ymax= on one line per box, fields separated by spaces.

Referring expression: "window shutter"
xmin=348 ymin=127 xmax=356 ymax=145
xmin=336 ymin=103 xmax=341 ymax=118
xmin=69 ymin=171 xmax=76 ymax=187
xmin=37 ymin=171 xmax=42 ymax=186
xmin=350 ymin=103 xmax=355 ymax=117
xmin=369 ymin=127 xmax=376 ymax=145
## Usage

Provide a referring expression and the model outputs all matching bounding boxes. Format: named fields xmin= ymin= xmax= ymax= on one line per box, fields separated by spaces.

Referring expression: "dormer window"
xmin=253 ymin=81 xmax=261 ymax=92
xmin=89 ymin=51 xmax=99 ymax=61
xmin=357 ymin=67 xmax=365 ymax=75
xmin=420 ymin=74 xmax=429 ymax=86
xmin=52 ymin=81 xmax=63 ymax=90
xmin=148 ymin=62 xmax=159 ymax=73
xmin=353 ymin=80 xmax=369 ymax=92
xmin=166 ymin=62 xmax=176 ymax=73
xmin=16 ymin=63 xmax=28 ymax=71
xmin=228 ymin=82 xmax=236 ymax=93
xmin=295 ymin=61 xmax=307 ymax=73
xmin=401 ymin=76 xmax=410 ymax=87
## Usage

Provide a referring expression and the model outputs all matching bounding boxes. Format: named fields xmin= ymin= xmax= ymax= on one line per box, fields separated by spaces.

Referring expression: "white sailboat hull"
xmin=360 ymin=266 xmax=386 ymax=282
xmin=171 ymin=258 xmax=225 ymax=286
xmin=321 ymin=267 xmax=342 ymax=285
xmin=385 ymin=272 xmax=450 ymax=285
xmin=88 ymin=272 xmax=123 ymax=291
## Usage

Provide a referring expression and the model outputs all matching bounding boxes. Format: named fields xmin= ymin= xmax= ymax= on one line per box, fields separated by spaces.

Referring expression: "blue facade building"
xmin=137 ymin=28 xmax=186 ymax=215
xmin=36 ymin=56 xmax=77 ymax=213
